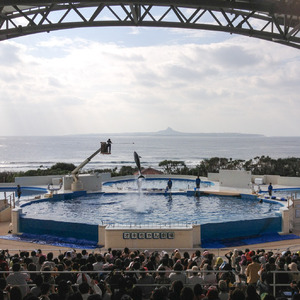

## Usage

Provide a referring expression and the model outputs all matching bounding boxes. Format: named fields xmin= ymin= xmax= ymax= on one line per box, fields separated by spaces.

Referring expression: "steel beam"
xmin=0 ymin=1 xmax=299 ymax=49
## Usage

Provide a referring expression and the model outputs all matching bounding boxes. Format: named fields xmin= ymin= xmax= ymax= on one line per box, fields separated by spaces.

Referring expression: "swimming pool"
xmin=0 ymin=187 xmax=47 ymax=199
xmin=267 ymin=188 xmax=300 ymax=198
xmin=103 ymin=178 xmax=214 ymax=191
xmin=15 ymin=177 xmax=286 ymax=248
xmin=20 ymin=192 xmax=282 ymax=225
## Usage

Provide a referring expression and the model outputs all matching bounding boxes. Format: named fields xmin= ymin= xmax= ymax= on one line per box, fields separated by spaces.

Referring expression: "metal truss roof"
xmin=1 ymin=1 xmax=300 ymax=49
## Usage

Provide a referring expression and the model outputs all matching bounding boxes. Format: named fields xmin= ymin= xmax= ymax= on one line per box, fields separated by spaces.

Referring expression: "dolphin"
xmin=134 ymin=151 xmax=145 ymax=179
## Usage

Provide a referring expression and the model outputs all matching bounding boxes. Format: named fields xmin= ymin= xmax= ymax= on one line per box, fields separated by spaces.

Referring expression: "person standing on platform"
xmin=268 ymin=183 xmax=273 ymax=196
xmin=106 ymin=139 xmax=112 ymax=154
xmin=195 ymin=176 xmax=201 ymax=196
xmin=16 ymin=185 xmax=22 ymax=200
xmin=196 ymin=176 xmax=201 ymax=189
xmin=166 ymin=179 xmax=172 ymax=192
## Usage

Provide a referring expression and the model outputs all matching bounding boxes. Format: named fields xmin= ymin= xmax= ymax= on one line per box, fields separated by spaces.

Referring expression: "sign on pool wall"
xmin=123 ymin=232 xmax=175 ymax=239
xmin=99 ymin=225 xmax=197 ymax=248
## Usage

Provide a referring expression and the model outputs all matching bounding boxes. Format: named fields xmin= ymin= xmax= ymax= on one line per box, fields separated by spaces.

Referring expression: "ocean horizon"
xmin=0 ymin=133 xmax=300 ymax=172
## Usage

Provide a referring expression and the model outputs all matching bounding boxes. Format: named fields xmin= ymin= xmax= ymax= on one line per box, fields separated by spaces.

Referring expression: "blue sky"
xmin=1 ymin=24 xmax=300 ymax=136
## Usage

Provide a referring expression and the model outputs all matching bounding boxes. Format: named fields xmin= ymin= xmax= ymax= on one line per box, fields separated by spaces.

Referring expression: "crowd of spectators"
xmin=0 ymin=246 xmax=299 ymax=300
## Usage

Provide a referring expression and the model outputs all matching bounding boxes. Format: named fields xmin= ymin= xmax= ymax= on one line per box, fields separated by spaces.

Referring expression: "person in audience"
xmin=37 ymin=255 xmax=47 ymax=271
xmin=193 ymin=283 xmax=205 ymax=300
xmin=169 ymin=280 xmax=184 ymax=300
xmin=40 ymin=282 xmax=51 ymax=300
xmin=245 ymin=255 xmax=261 ymax=286
xmin=42 ymin=252 xmax=56 ymax=270
xmin=202 ymin=264 xmax=216 ymax=287
xmin=9 ymin=286 xmax=23 ymax=300
xmin=6 ymin=262 xmax=30 ymax=298
xmin=245 ymin=284 xmax=260 ymax=300
xmin=0 ymin=277 xmax=8 ymax=300
xmin=229 ymin=288 xmax=245 ymax=300
xmin=187 ymin=266 xmax=204 ymax=288
xmin=169 ymin=262 xmax=187 ymax=284
xmin=30 ymin=274 xmax=43 ymax=297
xmin=218 ymin=280 xmax=229 ymax=300
xmin=180 ymin=286 xmax=194 ymax=300
xmin=78 ymin=282 xmax=90 ymax=300
xmin=155 ymin=267 xmax=171 ymax=286
xmin=136 ymin=267 xmax=155 ymax=299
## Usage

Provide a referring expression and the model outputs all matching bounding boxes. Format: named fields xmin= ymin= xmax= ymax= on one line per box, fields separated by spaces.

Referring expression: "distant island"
xmin=92 ymin=127 xmax=264 ymax=137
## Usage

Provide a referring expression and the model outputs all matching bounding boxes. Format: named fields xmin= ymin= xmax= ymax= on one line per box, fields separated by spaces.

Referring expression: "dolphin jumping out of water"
xmin=134 ymin=151 xmax=145 ymax=179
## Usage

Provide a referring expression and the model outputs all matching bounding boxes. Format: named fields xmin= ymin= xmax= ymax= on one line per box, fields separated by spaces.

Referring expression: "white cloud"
xmin=0 ymin=30 xmax=300 ymax=136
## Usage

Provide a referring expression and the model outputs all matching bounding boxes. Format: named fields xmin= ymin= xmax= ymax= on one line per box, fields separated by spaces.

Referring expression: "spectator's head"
xmin=278 ymin=262 xmax=285 ymax=270
xmin=193 ymin=284 xmax=203 ymax=296
xmin=131 ymin=286 xmax=143 ymax=300
xmin=174 ymin=262 xmax=183 ymax=273
xmin=207 ymin=288 xmax=219 ymax=300
xmin=57 ymin=264 xmax=64 ymax=272
xmin=183 ymin=252 xmax=190 ymax=260
xmin=157 ymin=266 xmax=166 ymax=277
xmin=246 ymin=284 xmax=258 ymax=297
xmin=191 ymin=265 xmax=199 ymax=276
xmin=218 ymin=280 xmax=228 ymax=292
xmin=230 ymin=288 xmax=245 ymax=300
xmin=9 ymin=286 xmax=23 ymax=300
xmin=96 ymin=254 xmax=103 ymax=262
xmin=162 ymin=257 xmax=169 ymax=267
xmin=12 ymin=263 xmax=21 ymax=272
xmin=180 ymin=287 xmax=194 ymax=300
xmin=46 ymin=252 xmax=53 ymax=261
xmin=34 ymin=274 xmax=43 ymax=287
xmin=57 ymin=280 xmax=70 ymax=296
xmin=65 ymin=260 xmax=72 ymax=268
xmin=40 ymin=283 xmax=51 ymax=296
xmin=171 ymin=280 xmax=184 ymax=294
xmin=79 ymin=282 xmax=90 ymax=294
xmin=80 ymin=265 xmax=87 ymax=272
xmin=152 ymin=288 xmax=164 ymax=300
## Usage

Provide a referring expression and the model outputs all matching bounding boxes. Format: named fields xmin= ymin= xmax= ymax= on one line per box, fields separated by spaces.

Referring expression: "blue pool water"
xmin=258 ymin=188 xmax=300 ymax=201
xmin=21 ymin=192 xmax=282 ymax=225
xmin=103 ymin=178 xmax=213 ymax=191
xmin=0 ymin=187 xmax=47 ymax=199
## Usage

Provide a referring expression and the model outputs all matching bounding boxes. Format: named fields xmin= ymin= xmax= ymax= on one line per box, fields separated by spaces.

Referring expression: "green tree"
xmin=118 ymin=166 xmax=137 ymax=176
xmin=50 ymin=163 xmax=76 ymax=172
xmin=158 ymin=160 xmax=186 ymax=174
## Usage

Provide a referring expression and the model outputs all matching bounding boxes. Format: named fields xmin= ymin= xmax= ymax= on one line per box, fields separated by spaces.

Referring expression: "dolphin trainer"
xmin=134 ymin=151 xmax=145 ymax=179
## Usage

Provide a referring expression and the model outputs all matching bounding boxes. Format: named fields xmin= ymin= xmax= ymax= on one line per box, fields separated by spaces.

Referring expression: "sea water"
xmin=0 ymin=135 xmax=300 ymax=172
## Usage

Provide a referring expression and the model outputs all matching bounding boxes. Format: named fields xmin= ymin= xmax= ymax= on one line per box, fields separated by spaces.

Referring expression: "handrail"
xmin=0 ymin=269 xmax=298 ymax=297
xmin=0 ymin=191 xmax=15 ymax=210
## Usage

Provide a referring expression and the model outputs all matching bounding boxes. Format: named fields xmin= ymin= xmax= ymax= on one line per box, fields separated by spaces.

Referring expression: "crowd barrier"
xmin=0 ymin=269 xmax=297 ymax=297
